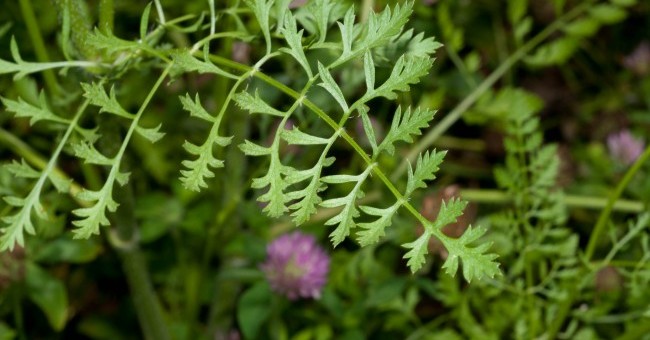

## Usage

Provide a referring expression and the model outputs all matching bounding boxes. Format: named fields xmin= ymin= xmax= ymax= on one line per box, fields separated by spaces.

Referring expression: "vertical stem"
xmin=360 ymin=0 xmax=374 ymax=23
xmin=585 ymin=146 xmax=650 ymax=260
xmin=18 ymin=0 xmax=59 ymax=95
xmin=99 ymin=0 xmax=114 ymax=33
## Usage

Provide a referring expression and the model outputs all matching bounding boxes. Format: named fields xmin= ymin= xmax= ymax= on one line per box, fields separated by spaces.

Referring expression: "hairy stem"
xmin=99 ymin=0 xmax=115 ymax=33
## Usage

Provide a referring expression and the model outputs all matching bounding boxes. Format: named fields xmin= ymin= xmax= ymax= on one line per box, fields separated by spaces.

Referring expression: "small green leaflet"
xmin=357 ymin=1 xmax=413 ymax=51
xmin=286 ymin=156 xmax=334 ymax=225
xmin=357 ymin=201 xmax=401 ymax=246
xmin=1 ymin=93 xmax=68 ymax=126
xmin=171 ymin=50 xmax=237 ymax=79
xmin=337 ymin=8 xmax=356 ymax=58
xmin=179 ymin=93 xmax=216 ymax=122
xmin=72 ymin=184 xmax=119 ymax=239
xmin=280 ymin=12 xmax=313 ymax=78
xmin=73 ymin=142 xmax=114 ymax=166
xmin=86 ymin=28 xmax=140 ymax=55
xmin=317 ymin=62 xmax=348 ymax=112
xmin=81 ymin=83 xmax=133 ymax=119
xmin=441 ymin=226 xmax=500 ymax=282
xmin=252 ymin=153 xmax=293 ymax=217
xmin=402 ymin=229 xmax=432 ymax=273
xmin=306 ymin=0 xmax=336 ymax=44
xmin=281 ymin=127 xmax=330 ymax=145
xmin=376 ymin=106 xmax=435 ymax=156
xmin=179 ymin=95 xmax=233 ymax=191
xmin=366 ymin=55 xmax=432 ymax=100
xmin=244 ymin=0 xmax=274 ymax=55
xmin=234 ymin=91 xmax=285 ymax=117
xmin=321 ymin=165 xmax=373 ymax=246
xmin=405 ymin=150 xmax=446 ymax=197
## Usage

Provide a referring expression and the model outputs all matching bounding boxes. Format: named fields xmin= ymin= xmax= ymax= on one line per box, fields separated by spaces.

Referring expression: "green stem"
xmin=585 ymin=146 xmax=650 ymax=260
xmin=459 ymin=189 xmax=644 ymax=213
xmin=99 ymin=0 xmax=115 ymax=33
xmin=391 ymin=0 xmax=595 ymax=181
xmin=18 ymin=0 xmax=59 ymax=95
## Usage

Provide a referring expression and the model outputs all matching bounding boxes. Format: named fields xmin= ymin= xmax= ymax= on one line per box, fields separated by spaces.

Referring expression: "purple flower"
xmin=607 ymin=130 xmax=645 ymax=166
xmin=261 ymin=232 xmax=330 ymax=300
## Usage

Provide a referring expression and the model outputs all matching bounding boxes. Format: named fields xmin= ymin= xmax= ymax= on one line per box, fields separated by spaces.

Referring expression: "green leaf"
xmin=73 ymin=142 xmax=114 ymax=166
xmin=321 ymin=166 xmax=373 ymax=246
xmin=363 ymin=51 xmax=375 ymax=92
xmin=237 ymin=282 xmax=272 ymax=340
xmin=273 ymin=0 xmax=293 ymax=33
xmin=367 ymin=55 xmax=432 ymax=100
xmin=525 ymin=37 xmax=579 ymax=67
xmin=337 ymin=7 xmax=356 ymax=58
xmin=239 ymin=140 xmax=272 ymax=156
xmin=286 ymin=154 xmax=334 ymax=225
xmin=359 ymin=106 xmax=377 ymax=155
xmin=244 ymin=0 xmax=274 ymax=55
xmin=135 ymin=124 xmax=165 ymax=143
xmin=180 ymin=135 xmax=232 ymax=192
xmin=171 ymin=50 xmax=237 ymax=79
xmin=0 ymin=192 xmax=41 ymax=250
xmin=441 ymin=226 xmax=501 ymax=282
xmin=281 ymin=127 xmax=330 ymax=145
xmin=72 ymin=183 xmax=119 ymax=238
xmin=253 ymin=153 xmax=293 ymax=217
xmin=317 ymin=62 xmax=348 ymax=112
xmin=86 ymin=28 xmax=140 ymax=55
xmin=81 ymin=83 xmax=133 ymax=119
xmin=4 ymin=159 xmax=40 ymax=179
xmin=26 ymin=264 xmax=68 ymax=331
xmin=357 ymin=201 xmax=401 ymax=246
xmin=405 ymin=150 xmax=446 ymax=196
xmin=357 ymin=1 xmax=413 ymax=51
xmin=1 ymin=93 xmax=68 ymax=125
xmin=306 ymin=0 xmax=336 ymax=44
xmin=179 ymin=93 xmax=216 ymax=122
xmin=377 ymin=106 xmax=435 ymax=156
xmin=140 ymin=3 xmax=152 ymax=41
xmin=589 ymin=4 xmax=627 ymax=24
xmin=280 ymin=12 xmax=313 ymax=78
xmin=234 ymin=90 xmax=285 ymax=117
xmin=402 ymin=230 xmax=432 ymax=273
xmin=563 ymin=17 xmax=601 ymax=37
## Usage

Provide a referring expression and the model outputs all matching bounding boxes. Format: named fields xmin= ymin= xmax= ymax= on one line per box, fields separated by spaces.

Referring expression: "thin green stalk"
xmin=99 ymin=0 xmax=115 ymax=33
xmin=459 ymin=189 xmax=644 ymax=213
xmin=18 ymin=0 xmax=59 ymax=95
xmin=391 ymin=0 xmax=595 ymax=181
xmin=585 ymin=146 xmax=650 ymax=260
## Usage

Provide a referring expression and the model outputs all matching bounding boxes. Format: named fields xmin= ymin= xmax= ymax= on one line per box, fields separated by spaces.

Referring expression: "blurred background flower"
xmin=607 ymin=130 xmax=645 ymax=166
xmin=261 ymin=232 xmax=329 ymax=300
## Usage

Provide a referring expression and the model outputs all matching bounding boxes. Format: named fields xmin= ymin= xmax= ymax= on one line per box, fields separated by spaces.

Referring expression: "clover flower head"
xmin=261 ymin=231 xmax=330 ymax=300
xmin=607 ymin=130 xmax=645 ymax=166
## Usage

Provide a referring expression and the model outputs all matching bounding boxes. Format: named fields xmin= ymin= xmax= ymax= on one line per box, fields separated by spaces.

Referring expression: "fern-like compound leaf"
xmin=81 ymin=83 xmax=134 ymax=119
xmin=377 ymin=106 xmax=435 ymax=156
xmin=441 ymin=226 xmax=501 ymax=282
xmin=405 ymin=150 xmax=446 ymax=196
xmin=280 ymin=12 xmax=313 ymax=78
xmin=234 ymin=91 xmax=285 ymax=117
xmin=357 ymin=201 xmax=401 ymax=246
xmin=1 ymin=93 xmax=69 ymax=126
xmin=317 ymin=62 xmax=349 ymax=112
